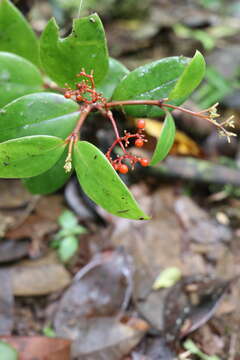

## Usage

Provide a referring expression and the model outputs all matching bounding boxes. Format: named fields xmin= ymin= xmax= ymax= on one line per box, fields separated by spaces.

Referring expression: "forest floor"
xmin=1 ymin=0 xmax=240 ymax=359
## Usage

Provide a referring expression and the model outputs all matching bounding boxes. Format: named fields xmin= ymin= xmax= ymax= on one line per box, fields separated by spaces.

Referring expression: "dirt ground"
xmin=1 ymin=0 xmax=240 ymax=359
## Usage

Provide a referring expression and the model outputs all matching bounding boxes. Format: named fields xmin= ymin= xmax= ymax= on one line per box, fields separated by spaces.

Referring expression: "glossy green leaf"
xmin=0 ymin=92 xmax=79 ymax=142
xmin=0 ymin=135 xmax=65 ymax=178
xmin=97 ymin=57 xmax=129 ymax=99
xmin=22 ymin=147 xmax=71 ymax=194
xmin=150 ymin=112 xmax=176 ymax=166
xmin=168 ymin=50 xmax=206 ymax=101
xmin=0 ymin=340 xmax=18 ymax=360
xmin=40 ymin=14 xmax=109 ymax=87
xmin=112 ymin=55 xmax=201 ymax=117
xmin=73 ymin=141 xmax=149 ymax=220
xmin=0 ymin=52 xmax=43 ymax=108
xmin=0 ymin=0 xmax=40 ymax=66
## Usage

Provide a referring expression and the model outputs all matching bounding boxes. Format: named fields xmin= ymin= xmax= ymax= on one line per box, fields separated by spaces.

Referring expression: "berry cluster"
xmin=63 ymin=70 xmax=150 ymax=175
xmin=64 ymin=69 xmax=106 ymax=105
xmin=106 ymin=119 xmax=149 ymax=174
xmin=63 ymin=70 xmax=236 ymax=177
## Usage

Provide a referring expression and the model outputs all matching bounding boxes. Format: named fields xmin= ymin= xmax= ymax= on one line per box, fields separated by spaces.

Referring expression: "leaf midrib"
xmin=1 ymin=140 xmax=65 ymax=164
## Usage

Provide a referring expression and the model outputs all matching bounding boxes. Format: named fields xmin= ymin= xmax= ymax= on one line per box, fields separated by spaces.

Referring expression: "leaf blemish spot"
xmin=117 ymin=209 xmax=129 ymax=214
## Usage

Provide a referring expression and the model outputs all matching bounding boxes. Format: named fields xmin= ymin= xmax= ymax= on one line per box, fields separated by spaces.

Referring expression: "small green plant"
xmin=152 ymin=266 xmax=182 ymax=290
xmin=42 ymin=324 xmax=56 ymax=338
xmin=51 ymin=210 xmax=86 ymax=262
xmin=0 ymin=0 xmax=235 ymax=220
xmin=193 ymin=66 xmax=240 ymax=109
xmin=0 ymin=340 xmax=18 ymax=360
xmin=183 ymin=339 xmax=220 ymax=360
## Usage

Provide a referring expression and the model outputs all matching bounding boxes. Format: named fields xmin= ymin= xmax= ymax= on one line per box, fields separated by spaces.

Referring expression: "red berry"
xmin=140 ymin=158 xmax=149 ymax=167
xmin=119 ymin=164 xmax=128 ymax=174
xmin=137 ymin=119 xmax=145 ymax=129
xmin=64 ymin=92 xmax=71 ymax=99
xmin=135 ymin=138 xmax=144 ymax=148
xmin=113 ymin=163 xmax=119 ymax=171
xmin=76 ymin=95 xmax=82 ymax=101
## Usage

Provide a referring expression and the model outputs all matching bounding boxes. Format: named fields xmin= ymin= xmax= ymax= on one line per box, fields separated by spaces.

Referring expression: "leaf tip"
xmin=138 ymin=213 xmax=151 ymax=221
xmin=192 ymin=49 xmax=206 ymax=72
xmin=44 ymin=17 xmax=59 ymax=36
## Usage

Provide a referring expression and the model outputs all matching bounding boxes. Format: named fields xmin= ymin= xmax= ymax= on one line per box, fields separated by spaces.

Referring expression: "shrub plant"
xmin=0 ymin=0 xmax=235 ymax=220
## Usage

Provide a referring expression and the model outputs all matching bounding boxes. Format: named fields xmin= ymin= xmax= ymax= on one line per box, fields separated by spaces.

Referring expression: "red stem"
xmin=72 ymin=104 xmax=92 ymax=138
xmin=107 ymin=99 xmax=164 ymax=108
xmin=107 ymin=99 xmax=222 ymax=128
xmin=97 ymin=107 xmax=127 ymax=154
xmin=106 ymin=132 xmax=142 ymax=159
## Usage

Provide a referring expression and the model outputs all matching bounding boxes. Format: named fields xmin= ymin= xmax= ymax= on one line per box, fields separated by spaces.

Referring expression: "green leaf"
xmin=0 ymin=0 xmax=40 ymax=66
xmin=152 ymin=267 xmax=182 ymax=290
xmin=150 ymin=112 xmax=176 ymax=165
xmin=97 ymin=57 xmax=129 ymax=100
xmin=112 ymin=55 xmax=203 ymax=117
xmin=22 ymin=147 xmax=71 ymax=194
xmin=54 ymin=227 xmax=85 ymax=242
xmin=58 ymin=236 xmax=79 ymax=262
xmin=58 ymin=210 xmax=78 ymax=229
xmin=0 ymin=135 xmax=65 ymax=178
xmin=168 ymin=50 xmax=206 ymax=101
xmin=43 ymin=325 xmax=56 ymax=338
xmin=73 ymin=141 xmax=149 ymax=220
xmin=183 ymin=339 xmax=220 ymax=360
xmin=0 ymin=52 xmax=43 ymax=108
xmin=0 ymin=92 xmax=79 ymax=142
xmin=0 ymin=340 xmax=18 ymax=360
xmin=40 ymin=14 xmax=109 ymax=87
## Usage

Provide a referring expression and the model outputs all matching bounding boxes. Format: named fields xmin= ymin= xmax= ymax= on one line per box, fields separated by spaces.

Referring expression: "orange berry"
xmin=135 ymin=138 xmax=144 ymax=148
xmin=76 ymin=95 xmax=82 ymax=101
xmin=140 ymin=158 xmax=149 ymax=167
xmin=113 ymin=163 xmax=119 ymax=171
xmin=137 ymin=119 xmax=145 ymax=129
xmin=64 ymin=92 xmax=71 ymax=99
xmin=119 ymin=164 xmax=128 ymax=174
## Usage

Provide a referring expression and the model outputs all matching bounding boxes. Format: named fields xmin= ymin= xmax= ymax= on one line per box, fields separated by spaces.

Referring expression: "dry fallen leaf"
xmin=12 ymin=252 xmax=71 ymax=296
xmin=0 ymin=269 xmax=13 ymax=335
xmin=134 ymin=118 xmax=201 ymax=156
xmin=0 ymin=239 xmax=29 ymax=263
xmin=0 ymin=336 xmax=71 ymax=360
xmin=0 ymin=180 xmax=32 ymax=209
xmin=54 ymin=250 xmax=149 ymax=359
xmin=163 ymin=275 xmax=232 ymax=343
